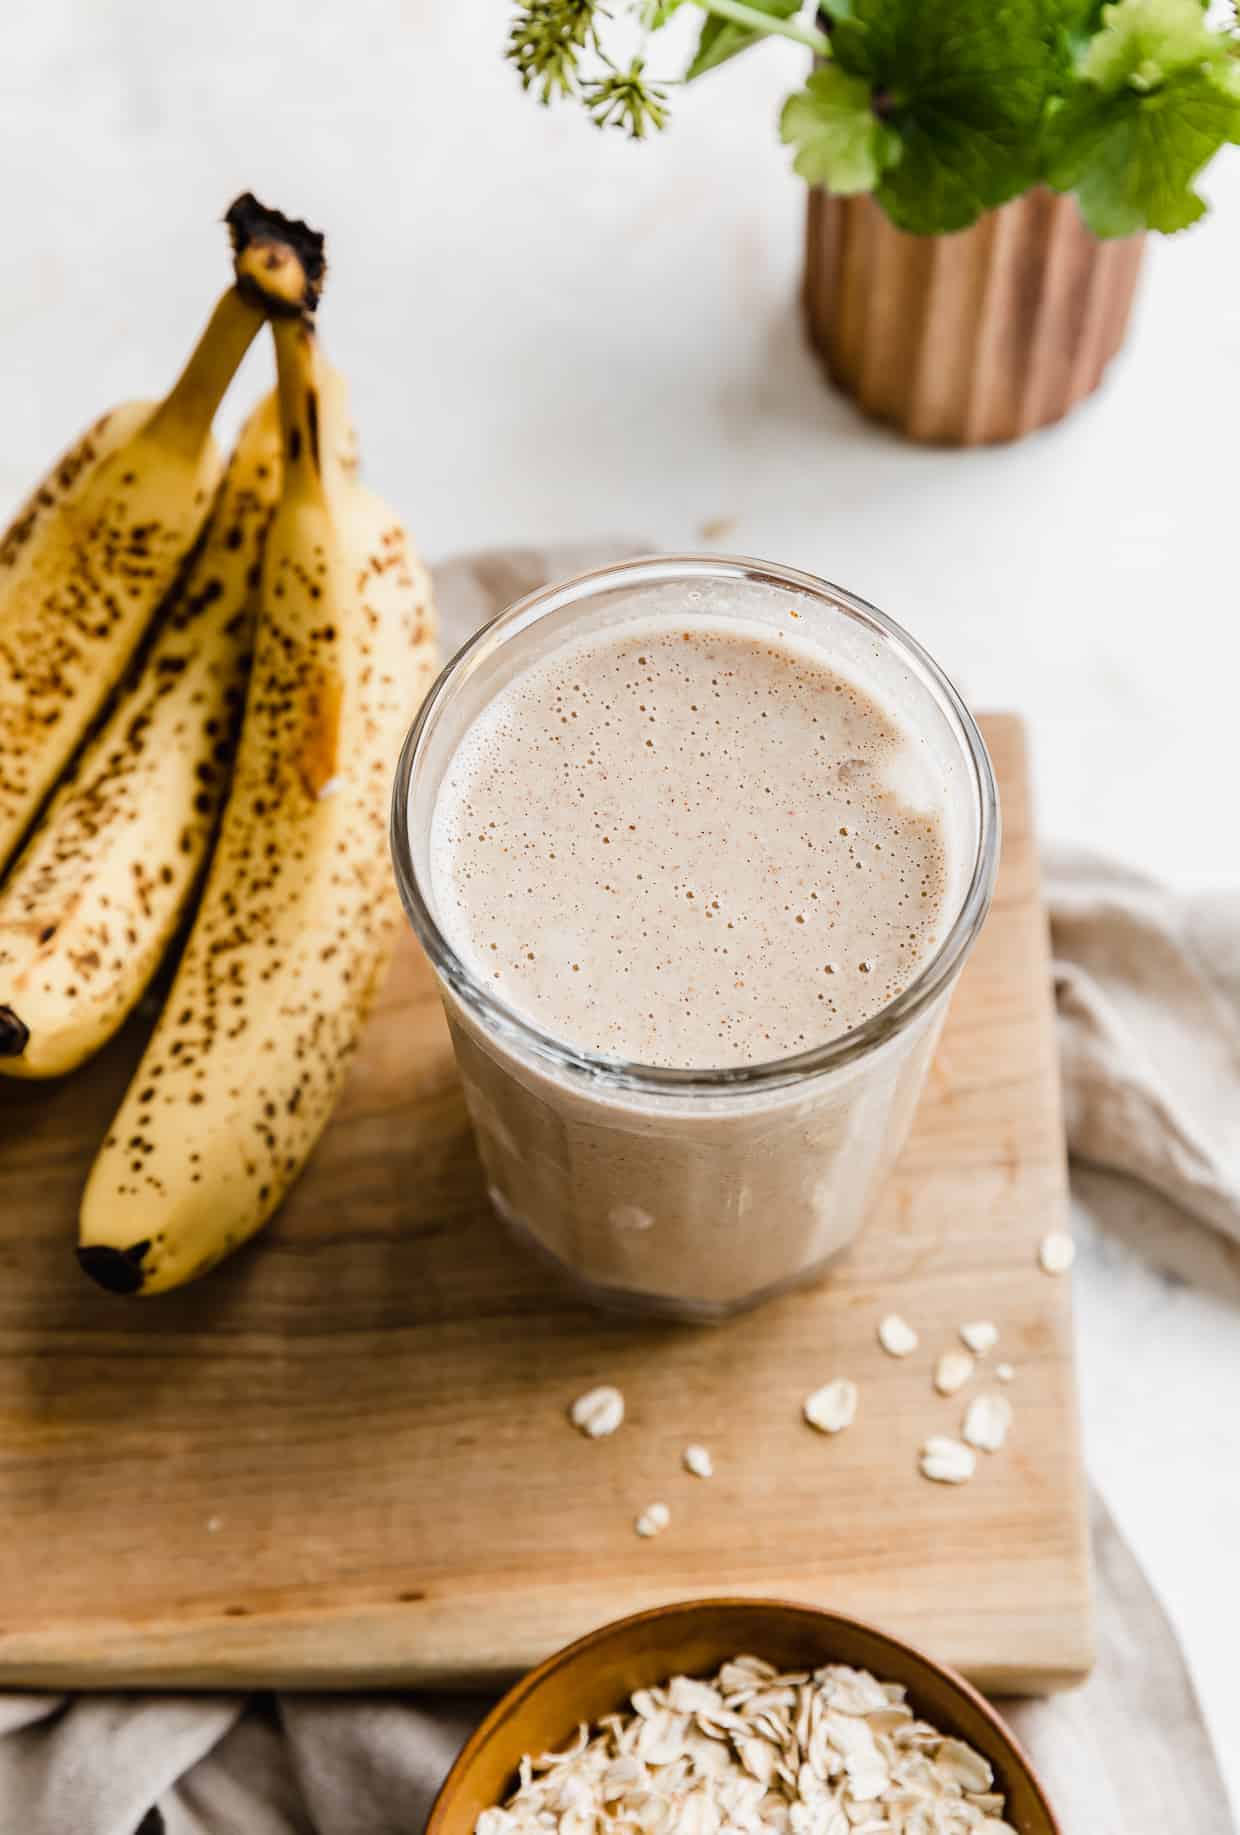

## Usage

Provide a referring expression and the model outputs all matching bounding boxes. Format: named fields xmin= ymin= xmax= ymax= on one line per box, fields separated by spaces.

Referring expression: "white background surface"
xmin=3 ymin=0 xmax=1237 ymax=1812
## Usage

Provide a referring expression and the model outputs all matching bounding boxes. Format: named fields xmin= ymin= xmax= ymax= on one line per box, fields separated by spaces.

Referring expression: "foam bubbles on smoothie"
xmin=429 ymin=618 xmax=951 ymax=1069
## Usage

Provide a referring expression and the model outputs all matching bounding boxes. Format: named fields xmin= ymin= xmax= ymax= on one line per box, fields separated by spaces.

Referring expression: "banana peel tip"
xmin=0 ymin=1006 xmax=29 ymax=1058
xmin=77 ymin=1240 xmax=151 ymax=1296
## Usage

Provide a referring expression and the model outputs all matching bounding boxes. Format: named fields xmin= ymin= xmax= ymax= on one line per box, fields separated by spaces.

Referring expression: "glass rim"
xmin=390 ymin=553 xmax=1000 ymax=1096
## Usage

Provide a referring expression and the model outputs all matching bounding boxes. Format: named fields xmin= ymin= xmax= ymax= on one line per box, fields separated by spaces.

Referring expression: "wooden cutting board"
xmin=0 ymin=715 xmax=1091 ymax=1695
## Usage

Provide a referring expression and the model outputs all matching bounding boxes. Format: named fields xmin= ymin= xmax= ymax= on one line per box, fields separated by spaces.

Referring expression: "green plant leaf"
xmin=781 ymin=66 xmax=902 ymax=192
xmin=825 ymin=0 xmax=1063 ymax=234
xmin=1046 ymin=72 xmax=1240 ymax=234
xmin=1078 ymin=0 xmax=1223 ymax=89
xmin=1048 ymin=0 xmax=1111 ymax=68
xmin=686 ymin=0 xmax=802 ymax=81
xmin=1045 ymin=0 xmax=1240 ymax=235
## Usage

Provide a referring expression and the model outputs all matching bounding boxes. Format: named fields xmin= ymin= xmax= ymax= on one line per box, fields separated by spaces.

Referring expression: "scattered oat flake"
xmin=206 ymin=1516 xmax=221 ymax=1534
xmin=934 ymin=1350 xmax=974 ymax=1396
xmin=963 ymin=1392 xmax=1013 ymax=1454
xmin=682 ymin=1443 xmax=714 ymax=1479
xmin=635 ymin=1502 xmax=670 ymax=1538
xmin=570 ymin=1385 xmax=625 ymax=1439
xmin=877 ymin=1314 xmax=918 ymax=1357
xmin=803 ymin=1378 xmax=858 ymax=1434
xmin=996 ymin=1362 xmax=1015 ymax=1383
xmin=1039 ymin=1230 xmax=1076 ymax=1274
xmin=919 ymin=1436 xmax=976 ymax=1484
xmin=959 ymin=1320 xmax=998 ymax=1356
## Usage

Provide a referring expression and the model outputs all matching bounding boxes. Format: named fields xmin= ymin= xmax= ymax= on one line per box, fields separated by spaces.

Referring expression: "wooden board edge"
xmin=987 ymin=714 xmax=1096 ymax=1680
xmin=0 ymin=1587 xmax=1098 ymax=1698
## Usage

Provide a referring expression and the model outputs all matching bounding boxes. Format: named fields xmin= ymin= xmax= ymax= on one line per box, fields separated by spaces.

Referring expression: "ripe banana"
xmin=0 ymin=402 xmax=151 ymax=581
xmin=79 ymin=298 xmax=439 ymax=1294
xmin=0 ymin=284 xmax=265 ymax=879
xmin=0 ymin=396 xmax=283 ymax=1079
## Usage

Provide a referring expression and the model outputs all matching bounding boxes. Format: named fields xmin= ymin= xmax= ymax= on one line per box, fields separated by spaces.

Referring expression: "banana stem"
xmin=227 ymin=193 xmax=325 ymax=319
xmin=148 ymin=287 xmax=265 ymax=456
xmin=272 ymin=315 xmax=328 ymax=502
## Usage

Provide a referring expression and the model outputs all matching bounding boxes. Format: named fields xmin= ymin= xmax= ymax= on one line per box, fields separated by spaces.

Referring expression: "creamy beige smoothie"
xmin=393 ymin=558 xmax=997 ymax=1317
xmin=430 ymin=623 xmax=949 ymax=1065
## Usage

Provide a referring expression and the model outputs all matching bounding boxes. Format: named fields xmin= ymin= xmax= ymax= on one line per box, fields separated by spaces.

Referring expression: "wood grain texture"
xmin=0 ymin=716 xmax=1092 ymax=1694
xmin=803 ymin=190 xmax=1145 ymax=446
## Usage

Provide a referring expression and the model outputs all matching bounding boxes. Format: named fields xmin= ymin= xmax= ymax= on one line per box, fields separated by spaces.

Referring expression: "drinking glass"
xmin=391 ymin=556 xmax=999 ymax=1320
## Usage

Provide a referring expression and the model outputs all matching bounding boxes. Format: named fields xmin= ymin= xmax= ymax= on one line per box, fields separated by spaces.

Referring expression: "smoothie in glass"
xmin=392 ymin=557 xmax=997 ymax=1318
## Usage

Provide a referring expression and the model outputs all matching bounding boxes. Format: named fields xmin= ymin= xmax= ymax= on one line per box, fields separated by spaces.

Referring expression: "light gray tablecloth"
xmin=0 ymin=544 xmax=1233 ymax=1834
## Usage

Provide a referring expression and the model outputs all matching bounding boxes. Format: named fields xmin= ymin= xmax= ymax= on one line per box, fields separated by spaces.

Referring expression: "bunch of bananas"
xmin=0 ymin=196 xmax=438 ymax=1295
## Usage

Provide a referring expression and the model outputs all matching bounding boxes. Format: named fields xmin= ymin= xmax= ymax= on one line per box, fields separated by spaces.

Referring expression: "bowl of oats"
xmin=427 ymin=1600 xmax=1060 ymax=1835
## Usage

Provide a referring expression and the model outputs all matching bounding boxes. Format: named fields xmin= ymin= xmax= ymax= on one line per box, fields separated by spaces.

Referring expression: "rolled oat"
xmin=475 ymin=1653 xmax=1018 ymax=1834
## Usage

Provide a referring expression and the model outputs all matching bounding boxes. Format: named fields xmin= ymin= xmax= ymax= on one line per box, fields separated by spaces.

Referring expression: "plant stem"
xmin=692 ymin=0 xmax=831 ymax=56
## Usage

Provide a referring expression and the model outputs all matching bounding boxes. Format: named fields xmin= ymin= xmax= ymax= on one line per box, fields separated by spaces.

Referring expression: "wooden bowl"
xmin=427 ymin=1599 xmax=1061 ymax=1835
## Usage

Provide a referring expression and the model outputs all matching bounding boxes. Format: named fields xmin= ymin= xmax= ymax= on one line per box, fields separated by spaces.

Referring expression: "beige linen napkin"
xmin=0 ymin=544 xmax=1233 ymax=1834
xmin=1048 ymin=845 xmax=1240 ymax=1296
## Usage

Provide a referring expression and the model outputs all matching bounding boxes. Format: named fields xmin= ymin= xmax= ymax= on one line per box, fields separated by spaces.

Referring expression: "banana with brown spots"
xmin=78 ymin=266 xmax=439 ymax=1294
xmin=0 ymin=396 xmax=283 ymax=1078
xmin=0 ymin=402 xmax=152 ymax=584
xmin=0 ymin=281 xmax=268 ymax=880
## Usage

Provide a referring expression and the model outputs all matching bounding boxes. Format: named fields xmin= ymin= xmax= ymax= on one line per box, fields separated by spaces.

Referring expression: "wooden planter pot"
xmin=803 ymin=187 xmax=1146 ymax=446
